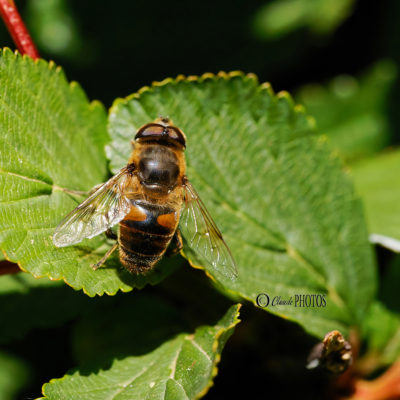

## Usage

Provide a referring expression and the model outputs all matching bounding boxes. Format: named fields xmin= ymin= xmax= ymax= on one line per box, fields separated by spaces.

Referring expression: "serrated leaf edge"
xmin=194 ymin=303 xmax=241 ymax=399
xmin=108 ymin=70 xmax=316 ymax=130
xmin=0 ymin=48 xmax=116 ymax=296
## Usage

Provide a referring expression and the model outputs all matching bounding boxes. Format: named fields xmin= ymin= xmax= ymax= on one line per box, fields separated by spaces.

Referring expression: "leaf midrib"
xmin=0 ymin=167 xmax=89 ymax=196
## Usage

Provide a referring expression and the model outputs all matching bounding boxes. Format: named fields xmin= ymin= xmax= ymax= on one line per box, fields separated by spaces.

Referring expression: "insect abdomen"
xmin=118 ymin=201 xmax=179 ymax=273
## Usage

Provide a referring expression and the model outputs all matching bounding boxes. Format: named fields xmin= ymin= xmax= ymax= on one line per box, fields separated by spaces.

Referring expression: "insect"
xmin=53 ymin=117 xmax=237 ymax=280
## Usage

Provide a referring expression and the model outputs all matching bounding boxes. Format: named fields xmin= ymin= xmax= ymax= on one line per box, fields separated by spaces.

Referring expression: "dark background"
xmin=1 ymin=0 xmax=399 ymax=398
xmin=1 ymin=0 xmax=397 ymax=109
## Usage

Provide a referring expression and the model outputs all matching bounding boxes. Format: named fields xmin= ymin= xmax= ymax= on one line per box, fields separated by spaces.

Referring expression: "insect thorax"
xmin=138 ymin=145 xmax=181 ymax=192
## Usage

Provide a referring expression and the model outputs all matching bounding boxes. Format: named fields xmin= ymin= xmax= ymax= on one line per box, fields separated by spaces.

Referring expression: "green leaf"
xmin=252 ymin=0 xmax=355 ymax=39
xmin=352 ymin=149 xmax=400 ymax=251
xmin=0 ymin=350 xmax=30 ymax=400
xmin=0 ymin=49 xmax=178 ymax=296
xmin=296 ymin=61 xmax=396 ymax=162
xmin=41 ymin=304 xmax=241 ymax=400
xmin=0 ymin=272 xmax=97 ymax=344
xmin=107 ymin=72 xmax=376 ymax=338
xmin=362 ymin=301 xmax=400 ymax=366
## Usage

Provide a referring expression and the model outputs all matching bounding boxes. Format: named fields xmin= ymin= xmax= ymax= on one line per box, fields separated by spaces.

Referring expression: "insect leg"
xmin=65 ymin=183 xmax=105 ymax=197
xmin=165 ymin=229 xmax=183 ymax=257
xmin=60 ymin=182 xmax=105 ymax=198
xmin=91 ymin=243 xmax=118 ymax=270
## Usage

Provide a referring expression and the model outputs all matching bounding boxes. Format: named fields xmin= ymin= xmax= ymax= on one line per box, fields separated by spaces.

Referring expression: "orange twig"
xmin=349 ymin=360 xmax=400 ymax=400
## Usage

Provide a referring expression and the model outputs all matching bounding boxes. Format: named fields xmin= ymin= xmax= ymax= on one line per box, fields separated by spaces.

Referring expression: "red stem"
xmin=0 ymin=0 xmax=39 ymax=59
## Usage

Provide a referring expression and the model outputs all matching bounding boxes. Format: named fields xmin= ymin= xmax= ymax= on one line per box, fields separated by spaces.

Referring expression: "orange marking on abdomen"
xmin=156 ymin=212 xmax=177 ymax=229
xmin=125 ymin=204 xmax=147 ymax=221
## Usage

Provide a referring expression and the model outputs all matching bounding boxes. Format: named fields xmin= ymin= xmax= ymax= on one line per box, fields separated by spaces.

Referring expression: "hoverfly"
xmin=53 ymin=117 xmax=237 ymax=280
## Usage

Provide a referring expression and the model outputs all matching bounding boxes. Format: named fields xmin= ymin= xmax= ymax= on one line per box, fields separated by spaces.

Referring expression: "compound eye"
xmin=135 ymin=124 xmax=164 ymax=140
xmin=168 ymin=127 xmax=186 ymax=147
xmin=135 ymin=122 xmax=186 ymax=148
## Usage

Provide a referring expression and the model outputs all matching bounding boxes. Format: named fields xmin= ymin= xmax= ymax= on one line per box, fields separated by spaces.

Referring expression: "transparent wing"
xmin=53 ymin=168 xmax=134 ymax=247
xmin=180 ymin=180 xmax=238 ymax=280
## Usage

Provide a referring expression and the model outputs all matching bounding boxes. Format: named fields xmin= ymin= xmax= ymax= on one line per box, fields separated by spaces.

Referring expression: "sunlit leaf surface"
xmin=107 ymin=72 xmax=376 ymax=338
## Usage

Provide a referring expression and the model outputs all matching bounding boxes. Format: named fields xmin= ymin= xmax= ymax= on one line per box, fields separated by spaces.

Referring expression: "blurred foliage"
xmin=296 ymin=60 xmax=397 ymax=162
xmin=252 ymin=0 xmax=356 ymax=39
xmin=362 ymin=301 xmax=400 ymax=367
xmin=0 ymin=350 xmax=30 ymax=400
xmin=351 ymin=149 xmax=400 ymax=250
xmin=25 ymin=0 xmax=83 ymax=59
xmin=0 ymin=272 xmax=99 ymax=344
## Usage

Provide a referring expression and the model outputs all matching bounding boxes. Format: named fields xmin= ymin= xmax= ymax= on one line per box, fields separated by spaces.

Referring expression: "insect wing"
xmin=53 ymin=168 xmax=133 ymax=247
xmin=180 ymin=180 xmax=237 ymax=280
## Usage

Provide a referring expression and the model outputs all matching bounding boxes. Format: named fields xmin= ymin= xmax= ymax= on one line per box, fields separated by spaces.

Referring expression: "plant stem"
xmin=0 ymin=0 xmax=39 ymax=59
